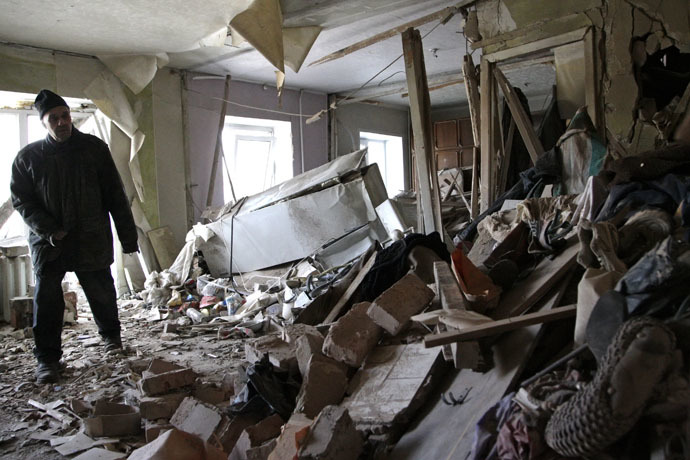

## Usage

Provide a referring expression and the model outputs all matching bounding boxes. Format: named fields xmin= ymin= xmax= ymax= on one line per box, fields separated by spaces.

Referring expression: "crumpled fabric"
xmin=577 ymin=221 xmax=627 ymax=273
xmin=471 ymin=393 xmax=516 ymax=460
xmin=617 ymin=209 xmax=673 ymax=266
xmin=496 ymin=411 xmax=559 ymax=460
xmin=480 ymin=209 xmax=520 ymax=244
xmin=554 ymin=107 xmax=606 ymax=196
xmin=596 ymin=173 xmax=690 ymax=228
xmin=602 ymin=143 xmax=690 ymax=186
xmin=359 ymin=232 xmax=449 ymax=302
xmin=456 ymin=149 xmax=562 ymax=243
xmin=616 ymin=236 xmax=690 ymax=317
xmin=570 ymin=175 xmax=608 ymax=229
xmin=516 ymin=195 xmax=579 ymax=254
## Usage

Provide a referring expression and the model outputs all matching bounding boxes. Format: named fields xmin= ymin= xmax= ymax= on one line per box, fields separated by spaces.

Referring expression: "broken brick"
xmin=128 ymin=428 xmax=227 ymax=460
xmin=139 ymin=392 xmax=188 ymax=420
xmin=9 ymin=296 xmax=32 ymax=330
xmin=266 ymin=413 xmax=312 ymax=460
xmin=295 ymin=355 xmax=348 ymax=419
xmin=248 ymin=439 xmax=277 ymax=460
xmin=193 ymin=381 xmax=228 ymax=405
xmin=281 ymin=323 xmax=322 ymax=344
xmin=169 ymin=397 xmax=222 ymax=442
xmin=245 ymin=334 xmax=297 ymax=371
xmin=322 ymin=302 xmax=381 ymax=368
xmin=295 ymin=332 xmax=325 ymax=377
xmin=366 ymin=273 xmax=434 ymax=335
xmin=297 ymin=405 xmax=362 ymax=460
xmin=139 ymin=359 xmax=197 ymax=396
xmin=216 ymin=413 xmax=266 ymax=454
xmin=83 ymin=400 xmax=141 ymax=437
xmin=144 ymin=420 xmax=173 ymax=442
xmin=229 ymin=414 xmax=284 ymax=460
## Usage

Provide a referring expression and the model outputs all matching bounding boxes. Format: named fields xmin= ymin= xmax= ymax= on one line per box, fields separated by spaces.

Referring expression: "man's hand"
xmin=122 ymin=244 xmax=139 ymax=255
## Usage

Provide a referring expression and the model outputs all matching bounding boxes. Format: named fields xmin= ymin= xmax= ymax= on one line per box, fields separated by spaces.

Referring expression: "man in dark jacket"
xmin=10 ymin=89 xmax=139 ymax=384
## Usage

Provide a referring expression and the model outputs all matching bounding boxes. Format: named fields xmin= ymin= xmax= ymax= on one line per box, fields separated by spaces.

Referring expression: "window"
xmin=360 ymin=132 xmax=404 ymax=198
xmin=221 ymin=116 xmax=293 ymax=203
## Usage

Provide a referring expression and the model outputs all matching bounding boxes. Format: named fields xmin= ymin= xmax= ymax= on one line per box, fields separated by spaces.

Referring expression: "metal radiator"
xmin=0 ymin=254 xmax=33 ymax=322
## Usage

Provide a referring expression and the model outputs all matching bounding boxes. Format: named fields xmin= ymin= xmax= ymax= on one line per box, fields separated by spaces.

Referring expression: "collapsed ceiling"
xmin=0 ymin=0 xmax=555 ymax=108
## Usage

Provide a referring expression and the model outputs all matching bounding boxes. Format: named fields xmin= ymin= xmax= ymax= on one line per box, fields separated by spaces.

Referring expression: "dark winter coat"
xmin=10 ymin=127 xmax=138 ymax=273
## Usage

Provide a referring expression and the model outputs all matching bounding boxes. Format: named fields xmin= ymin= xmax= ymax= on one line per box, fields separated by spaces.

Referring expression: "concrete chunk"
xmin=281 ymin=323 xmax=322 ymax=344
xmin=267 ymin=413 xmax=312 ymax=460
xmin=169 ymin=397 xmax=222 ymax=442
xmin=296 ymin=356 xmax=348 ymax=419
xmin=140 ymin=368 xmax=197 ymax=396
xmin=322 ymin=302 xmax=381 ymax=368
xmin=367 ymin=273 xmax=434 ymax=335
xmin=248 ymin=439 xmax=277 ymax=460
xmin=9 ymin=296 xmax=32 ymax=330
xmin=297 ymin=406 xmax=362 ymax=460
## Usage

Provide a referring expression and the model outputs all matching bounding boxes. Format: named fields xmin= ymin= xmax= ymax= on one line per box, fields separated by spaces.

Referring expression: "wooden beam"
xmin=494 ymin=67 xmax=544 ymax=165
xmin=402 ymin=27 xmax=439 ymax=235
xmin=492 ymin=240 xmax=579 ymax=320
xmin=206 ymin=75 xmax=231 ymax=208
xmin=498 ymin=119 xmax=515 ymax=195
xmin=309 ymin=4 xmax=462 ymax=67
xmin=424 ymin=304 xmax=576 ymax=347
xmin=583 ymin=27 xmax=600 ymax=133
xmin=479 ymin=57 xmax=495 ymax=213
xmin=323 ymin=251 xmax=377 ymax=323
xmin=484 ymin=28 xmax=588 ymax=63
xmin=462 ymin=54 xmax=481 ymax=219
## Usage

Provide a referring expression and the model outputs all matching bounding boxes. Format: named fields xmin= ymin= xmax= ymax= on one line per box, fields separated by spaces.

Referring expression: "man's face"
xmin=42 ymin=106 xmax=72 ymax=142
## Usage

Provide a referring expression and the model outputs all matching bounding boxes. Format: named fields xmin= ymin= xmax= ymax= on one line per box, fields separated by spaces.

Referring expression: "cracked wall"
xmin=476 ymin=0 xmax=690 ymax=156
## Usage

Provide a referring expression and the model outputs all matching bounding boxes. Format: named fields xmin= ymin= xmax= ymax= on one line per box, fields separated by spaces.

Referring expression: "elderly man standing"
xmin=10 ymin=89 xmax=139 ymax=384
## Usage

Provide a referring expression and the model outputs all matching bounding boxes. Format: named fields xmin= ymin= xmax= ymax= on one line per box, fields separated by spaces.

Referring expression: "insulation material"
xmin=198 ymin=27 xmax=228 ymax=48
xmin=83 ymin=70 xmax=146 ymax=200
xmin=98 ymin=54 xmax=160 ymax=95
xmin=283 ymin=26 xmax=322 ymax=73
xmin=554 ymin=41 xmax=586 ymax=120
xmin=198 ymin=161 xmax=387 ymax=275
xmin=230 ymin=0 xmax=285 ymax=72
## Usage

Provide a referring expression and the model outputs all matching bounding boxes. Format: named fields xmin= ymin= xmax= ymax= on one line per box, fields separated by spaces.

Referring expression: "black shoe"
xmin=103 ymin=336 xmax=123 ymax=353
xmin=35 ymin=362 xmax=60 ymax=384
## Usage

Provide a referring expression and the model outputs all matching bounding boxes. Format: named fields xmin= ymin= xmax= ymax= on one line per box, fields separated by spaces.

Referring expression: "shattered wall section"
xmin=475 ymin=0 xmax=690 ymax=157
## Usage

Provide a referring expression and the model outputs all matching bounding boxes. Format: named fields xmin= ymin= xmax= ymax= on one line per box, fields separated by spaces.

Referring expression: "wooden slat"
xmin=309 ymin=4 xmax=462 ymax=67
xmin=462 ymin=55 xmax=481 ymax=219
xmin=479 ymin=58 xmax=494 ymax=213
xmin=499 ymin=119 xmax=516 ymax=195
xmin=206 ymin=75 xmax=231 ymax=207
xmin=403 ymin=27 xmax=439 ymax=235
xmin=492 ymin=240 xmax=580 ymax=320
xmin=424 ymin=304 xmax=576 ymax=347
xmin=483 ymin=28 xmax=588 ymax=63
xmin=323 ymin=251 xmax=377 ymax=324
xmin=494 ymin=67 xmax=544 ymax=165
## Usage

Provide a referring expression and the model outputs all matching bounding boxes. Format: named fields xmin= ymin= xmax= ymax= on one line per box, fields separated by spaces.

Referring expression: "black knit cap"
xmin=34 ymin=89 xmax=68 ymax=119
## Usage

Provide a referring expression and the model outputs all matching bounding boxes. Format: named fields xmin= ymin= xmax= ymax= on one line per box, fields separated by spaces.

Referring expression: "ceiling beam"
xmin=335 ymin=54 xmax=554 ymax=103
xmin=308 ymin=2 xmax=467 ymax=67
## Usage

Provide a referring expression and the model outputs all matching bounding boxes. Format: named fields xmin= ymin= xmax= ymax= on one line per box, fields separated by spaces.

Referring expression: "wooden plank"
xmin=402 ymin=27 xmax=439 ymax=235
xmin=424 ymin=305 xmax=576 ymax=347
xmin=391 ymin=323 xmax=543 ymax=459
xmin=462 ymin=55 xmax=481 ymax=220
xmin=309 ymin=5 xmax=461 ymax=67
xmin=494 ymin=67 xmax=544 ymax=165
xmin=206 ymin=75 xmax=231 ymax=208
xmin=499 ymin=119 xmax=516 ymax=195
xmin=584 ymin=27 xmax=599 ymax=133
xmin=323 ymin=251 xmax=377 ymax=323
xmin=433 ymin=260 xmax=465 ymax=311
xmin=479 ymin=58 xmax=494 ymax=213
xmin=492 ymin=240 xmax=580 ymax=321
xmin=484 ymin=27 xmax=588 ymax=63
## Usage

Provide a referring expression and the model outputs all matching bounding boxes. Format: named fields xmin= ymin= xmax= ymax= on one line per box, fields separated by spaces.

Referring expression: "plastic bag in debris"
xmin=197 ymin=275 xmax=233 ymax=297
xmin=228 ymin=355 xmax=301 ymax=420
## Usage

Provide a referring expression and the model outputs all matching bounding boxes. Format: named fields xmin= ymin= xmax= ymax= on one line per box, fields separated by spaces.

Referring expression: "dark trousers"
xmin=33 ymin=267 xmax=120 ymax=364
